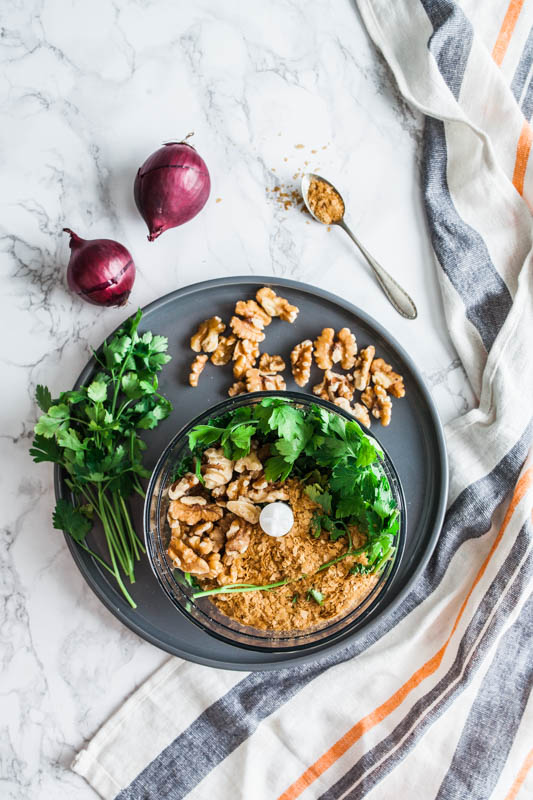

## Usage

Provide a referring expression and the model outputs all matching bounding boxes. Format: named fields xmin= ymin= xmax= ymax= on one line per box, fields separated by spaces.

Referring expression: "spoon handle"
xmin=338 ymin=220 xmax=417 ymax=320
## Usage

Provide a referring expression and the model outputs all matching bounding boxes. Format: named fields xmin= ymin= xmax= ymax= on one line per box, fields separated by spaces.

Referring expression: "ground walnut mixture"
xmin=211 ymin=481 xmax=379 ymax=631
xmin=307 ymin=177 xmax=345 ymax=225
xmin=166 ymin=451 xmax=379 ymax=633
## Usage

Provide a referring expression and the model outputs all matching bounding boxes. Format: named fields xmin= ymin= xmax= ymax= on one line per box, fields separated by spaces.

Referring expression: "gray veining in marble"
xmin=0 ymin=1 xmax=474 ymax=798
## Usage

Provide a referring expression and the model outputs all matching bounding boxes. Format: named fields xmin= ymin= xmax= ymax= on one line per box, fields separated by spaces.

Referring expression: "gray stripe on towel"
xmin=420 ymin=1 xmax=513 ymax=350
xmin=511 ymin=26 xmax=533 ymax=105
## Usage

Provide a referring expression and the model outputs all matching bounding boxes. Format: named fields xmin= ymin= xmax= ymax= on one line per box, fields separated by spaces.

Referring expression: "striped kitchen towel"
xmin=72 ymin=2 xmax=533 ymax=798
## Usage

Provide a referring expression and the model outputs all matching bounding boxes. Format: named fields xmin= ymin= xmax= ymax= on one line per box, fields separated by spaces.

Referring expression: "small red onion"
xmin=134 ymin=137 xmax=211 ymax=241
xmin=64 ymin=229 xmax=136 ymax=307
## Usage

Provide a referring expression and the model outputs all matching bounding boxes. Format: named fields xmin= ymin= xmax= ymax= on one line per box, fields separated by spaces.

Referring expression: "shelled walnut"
xmin=225 ymin=518 xmax=252 ymax=556
xmin=235 ymin=451 xmax=263 ymax=473
xmin=313 ymin=369 xmax=354 ymax=404
xmin=230 ymin=315 xmax=265 ymax=343
xmin=246 ymin=369 xmax=286 ymax=392
xmin=314 ymin=327 xmax=357 ymax=371
xmin=228 ymin=380 xmax=246 ymax=397
xmin=247 ymin=475 xmax=290 ymax=503
xmin=313 ymin=328 xmax=335 ymax=370
xmin=189 ymin=355 xmax=207 ymax=387
xmin=168 ymin=472 xmax=199 ymax=500
xmin=190 ymin=316 xmax=225 ymax=353
xmin=290 ymin=340 xmax=313 ymax=387
xmin=361 ymin=384 xmax=392 ymax=426
xmin=256 ymin=287 xmax=299 ymax=323
xmin=166 ymin=533 xmax=223 ymax=578
xmin=232 ymin=338 xmax=259 ymax=378
xmin=226 ymin=497 xmax=261 ymax=524
xmin=202 ymin=448 xmax=234 ymax=489
xmin=352 ymin=402 xmax=371 ymax=428
xmin=333 ymin=397 xmax=372 ymax=428
xmin=258 ymin=353 xmax=286 ymax=372
xmin=226 ymin=474 xmax=252 ymax=499
xmin=168 ymin=498 xmax=224 ymax=525
xmin=353 ymin=345 xmax=375 ymax=391
xmin=211 ymin=335 xmax=237 ymax=366
xmin=336 ymin=328 xmax=358 ymax=369
xmin=235 ymin=300 xmax=272 ymax=329
xmin=371 ymin=358 xmax=405 ymax=398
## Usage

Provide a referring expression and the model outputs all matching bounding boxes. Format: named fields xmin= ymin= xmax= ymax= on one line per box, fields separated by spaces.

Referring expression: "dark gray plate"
xmin=55 ymin=276 xmax=448 ymax=670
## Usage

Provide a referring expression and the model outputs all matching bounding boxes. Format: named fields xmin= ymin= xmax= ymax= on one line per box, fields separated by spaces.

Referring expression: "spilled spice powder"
xmin=307 ymin=178 xmax=344 ymax=225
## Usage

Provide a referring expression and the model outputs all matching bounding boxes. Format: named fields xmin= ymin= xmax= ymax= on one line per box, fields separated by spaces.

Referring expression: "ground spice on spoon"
xmin=307 ymin=178 xmax=345 ymax=225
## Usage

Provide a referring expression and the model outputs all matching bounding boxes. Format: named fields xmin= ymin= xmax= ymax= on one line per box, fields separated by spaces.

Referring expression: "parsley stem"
xmin=316 ymin=545 xmax=367 ymax=573
xmin=104 ymin=520 xmax=136 ymax=608
xmin=77 ymin=541 xmax=117 ymax=577
xmin=119 ymin=495 xmax=145 ymax=558
xmin=99 ymin=491 xmax=132 ymax=577
xmin=192 ymin=578 xmax=293 ymax=598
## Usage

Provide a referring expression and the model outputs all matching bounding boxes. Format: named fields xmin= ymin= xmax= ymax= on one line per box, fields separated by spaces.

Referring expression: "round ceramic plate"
xmin=55 ymin=277 xmax=448 ymax=670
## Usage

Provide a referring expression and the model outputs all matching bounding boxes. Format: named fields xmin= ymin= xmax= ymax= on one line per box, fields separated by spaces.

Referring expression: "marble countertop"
xmin=0 ymin=1 xmax=474 ymax=798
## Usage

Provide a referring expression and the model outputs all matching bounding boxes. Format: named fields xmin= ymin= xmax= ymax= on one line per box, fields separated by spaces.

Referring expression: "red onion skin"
xmin=134 ymin=141 xmax=211 ymax=241
xmin=64 ymin=229 xmax=136 ymax=307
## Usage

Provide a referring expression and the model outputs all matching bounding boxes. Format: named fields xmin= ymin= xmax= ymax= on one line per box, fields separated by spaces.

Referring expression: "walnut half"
xmin=256 ymin=287 xmax=299 ymax=323
xmin=246 ymin=369 xmax=286 ymax=392
xmin=314 ymin=327 xmax=357 ymax=371
xmin=230 ymin=316 xmax=265 ymax=343
xmin=258 ymin=353 xmax=286 ymax=372
xmin=190 ymin=316 xmax=225 ymax=353
xmin=313 ymin=369 xmax=354 ymax=404
xmin=189 ymin=355 xmax=207 ymax=387
xmin=361 ymin=384 xmax=392 ymax=426
xmin=291 ymin=340 xmax=313 ymax=387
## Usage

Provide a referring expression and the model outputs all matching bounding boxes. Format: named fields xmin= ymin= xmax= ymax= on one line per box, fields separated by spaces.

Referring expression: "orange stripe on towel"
xmin=492 ymin=0 xmax=525 ymax=66
xmin=278 ymin=468 xmax=533 ymax=800
xmin=504 ymin=746 xmax=533 ymax=799
xmin=512 ymin=121 xmax=533 ymax=195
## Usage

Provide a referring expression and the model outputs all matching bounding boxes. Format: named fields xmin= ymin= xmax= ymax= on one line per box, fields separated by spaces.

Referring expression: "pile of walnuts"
xmin=293 ymin=329 xmax=405 ymax=427
xmin=166 ymin=446 xmax=288 ymax=581
xmin=188 ymin=289 xmax=405 ymax=428
xmin=189 ymin=286 xmax=299 ymax=396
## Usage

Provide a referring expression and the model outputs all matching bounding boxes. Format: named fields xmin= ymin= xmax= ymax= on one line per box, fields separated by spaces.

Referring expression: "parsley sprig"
xmin=30 ymin=309 xmax=173 ymax=608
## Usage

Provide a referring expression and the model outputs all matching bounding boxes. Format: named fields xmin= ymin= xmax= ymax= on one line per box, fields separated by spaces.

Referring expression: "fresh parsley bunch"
xmin=30 ymin=309 xmax=172 ymax=608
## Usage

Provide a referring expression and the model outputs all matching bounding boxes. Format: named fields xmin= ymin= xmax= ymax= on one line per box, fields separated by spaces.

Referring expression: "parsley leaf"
xmin=306 ymin=588 xmax=324 ymax=605
xmin=87 ymin=380 xmax=108 ymax=403
xmin=52 ymin=499 xmax=92 ymax=543
xmin=188 ymin=425 xmax=224 ymax=451
xmin=35 ymin=384 xmax=53 ymax=412
xmin=34 ymin=404 xmax=70 ymax=437
xmin=305 ymin=485 xmax=332 ymax=514
xmin=264 ymin=455 xmax=293 ymax=482
xmin=30 ymin=434 xmax=63 ymax=464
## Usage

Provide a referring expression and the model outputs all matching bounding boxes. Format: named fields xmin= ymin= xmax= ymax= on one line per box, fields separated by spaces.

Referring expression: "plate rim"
xmin=55 ymin=275 xmax=448 ymax=670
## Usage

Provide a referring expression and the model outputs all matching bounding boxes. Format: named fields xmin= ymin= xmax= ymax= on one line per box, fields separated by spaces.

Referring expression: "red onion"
xmin=63 ymin=229 xmax=136 ymax=307
xmin=134 ymin=137 xmax=211 ymax=241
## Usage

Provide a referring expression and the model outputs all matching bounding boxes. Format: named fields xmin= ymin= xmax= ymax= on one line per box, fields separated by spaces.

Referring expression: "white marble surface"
xmin=0 ymin=1 xmax=475 ymax=798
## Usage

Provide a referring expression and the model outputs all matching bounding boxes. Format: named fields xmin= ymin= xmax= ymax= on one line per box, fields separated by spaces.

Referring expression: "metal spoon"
xmin=301 ymin=173 xmax=417 ymax=320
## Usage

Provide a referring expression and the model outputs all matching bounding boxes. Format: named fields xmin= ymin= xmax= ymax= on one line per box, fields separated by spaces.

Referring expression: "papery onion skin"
xmin=134 ymin=140 xmax=211 ymax=241
xmin=64 ymin=229 xmax=136 ymax=307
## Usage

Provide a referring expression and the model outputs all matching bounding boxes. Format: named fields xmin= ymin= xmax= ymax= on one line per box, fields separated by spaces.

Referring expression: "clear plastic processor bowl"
xmin=144 ymin=391 xmax=406 ymax=653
